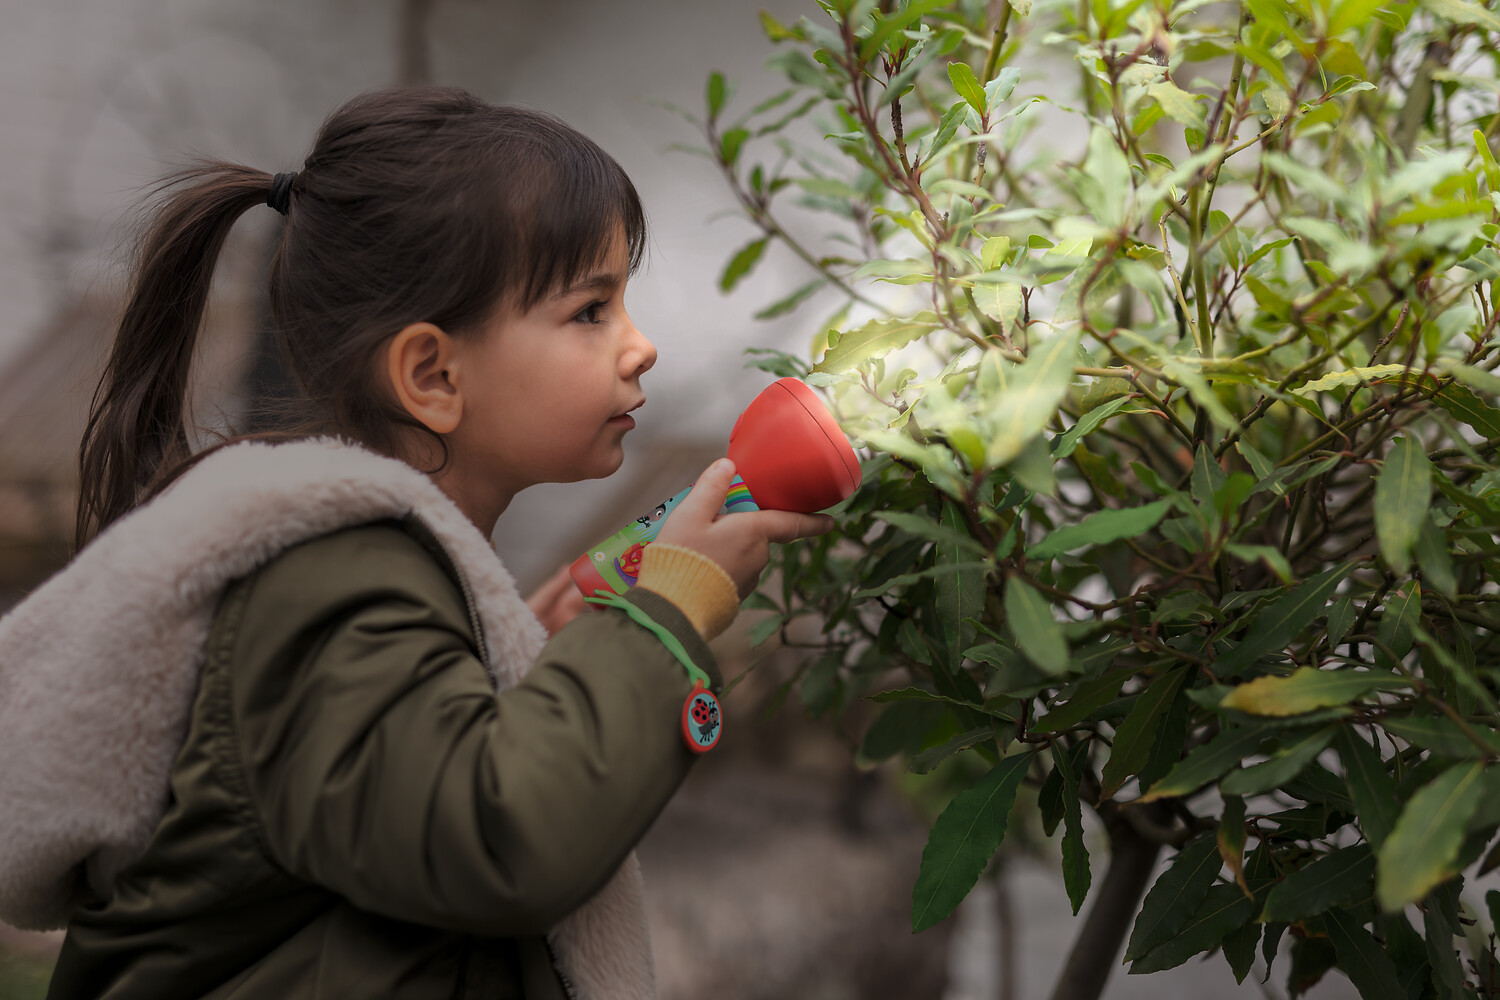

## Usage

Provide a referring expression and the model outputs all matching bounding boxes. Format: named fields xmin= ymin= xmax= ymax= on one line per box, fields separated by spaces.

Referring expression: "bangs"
xmin=499 ymin=128 xmax=648 ymax=313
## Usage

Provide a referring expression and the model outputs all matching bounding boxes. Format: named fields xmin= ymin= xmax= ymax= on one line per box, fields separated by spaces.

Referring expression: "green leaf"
xmin=1329 ymin=0 xmax=1387 ymax=33
xmin=912 ymin=752 xmax=1032 ymax=931
xmin=1383 ymin=716 xmax=1500 ymax=758
xmin=1220 ymin=667 xmax=1413 ymax=717
xmin=984 ymin=67 xmax=1020 ymax=111
xmin=707 ymin=71 xmax=729 ymax=119
xmin=814 ymin=314 xmax=941 ymax=374
xmin=981 ymin=235 xmax=1012 ymax=270
xmin=979 ymin=331 xmax=1081 ymax=466
xmin=1440 ymin=361 xmax=1500 ymax=395
xmin=1131 ymin=884 xmax=1255 ymax=974
xmin=1476 ymin=129 xmax=1500 ymax=190
xmin=860 ymin=700 xmax=945 ymax=762
xmin=1140 ymin=726 xmax=1269 ymax=802
xmin=1261 ymin=845 xmax=1375 ymax=923
xmin=1220 ymin=726 xmax=1337 ymax=797
xmin=938 ymin=503 xmax=986 ymax=674
xmin=1337 ymin=728 xmax=1399 ymax=850
xmin=869 ymin=686 xmax=983 ymax=709
xmin=1322 ymin=907 xmax=1405 ymax=999
xmin=1126 ymin=834 xmax=1223 ymax=961
xmin=1434 ymin=383 xmax=1500 ymax=439
xmin=1032 ymin=669 xmax=1131 ymax=733
xmin=1424 ymin=891 xmax=1467 ymax=998
xmin=909 ymin=725 xmax=997 ymax=774
xmin=1213 ymin=564 xmax=1354 ymax=676
xmin=1413 ymin=623 xmax=1499 ymax=714
xmin=1224 ymin=544 xmax=1293 ymax=584
xmin=873 ymin=510 xmax=990 ymax=559
xmin=1222 ymin=921 xmax=1261 ymax=985
xmin=1325 ymin=597 xmax=1356 ymax=650
xmin=1374 ymin=582 xmax=1420 ymax=669
xmin=1375 ymin=436 xmax=1432 ymax=573
xmin=719 ymin=127 xmax=750 ymax=166
xmin=852 ymin=560 xmax=992 ymax=599
xmin=858 ymin=0 xmax=950 ymax=59
xmin=947 ymin=61 xmax=986 ymax=114
xmin=1413 ymin=518 xmax=1456 ymax=599
xmin=719 ymin=238 xmax=768 ymax=291
xmin=1004 ymin=579 xmax=1069 ymax=675
xmin=1376 ymin=761 xmax=1486 ymax=911
xmin=1027 ymin=501 xmax=1169 ymax=560
xmin=1100 ymin=667 xmax=1189 ymax=800
xmin=1053 ymin=741 xmax=1091 ymax=914
xmin=1425 ymin=0 xmax=1500 ymax=31
xmin=753 ymin=279 xmax=825 ymax=320
xmin=929 ymin=101 xmax=969 ymax=157
xmin=1147 ymin=80 xmax=1208 ymax=130
xmin=973 ymin=280 xmax=1023 ymax=330
xmin=1054 ymin=395 xmax=1132 ymax=459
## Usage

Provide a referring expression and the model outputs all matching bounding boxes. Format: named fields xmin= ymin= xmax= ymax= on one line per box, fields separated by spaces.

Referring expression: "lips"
xmin=614 ymin=399 xmax=645 ymax=419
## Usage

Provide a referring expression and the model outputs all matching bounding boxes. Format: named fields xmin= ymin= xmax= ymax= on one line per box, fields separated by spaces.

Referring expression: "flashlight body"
xmin=569 ymin=476 xmax=758 ymax=597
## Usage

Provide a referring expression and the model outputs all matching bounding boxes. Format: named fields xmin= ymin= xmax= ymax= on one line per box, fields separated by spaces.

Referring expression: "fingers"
xmin=525 ymin=565 xmax=573 ymax=604
xmin=756 ymin=510 xmax=838 ymax=544
xmin=672 ymin=458 xmax=736 ymax=524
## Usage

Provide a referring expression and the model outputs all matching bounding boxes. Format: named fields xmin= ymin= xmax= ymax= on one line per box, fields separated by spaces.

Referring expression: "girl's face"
xmin=445 ymin=226 xmax=656 ymax=522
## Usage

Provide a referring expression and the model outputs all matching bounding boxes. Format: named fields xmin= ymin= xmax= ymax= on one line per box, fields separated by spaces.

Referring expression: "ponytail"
xmin=75 ymin=162 xmax=278 ymax=549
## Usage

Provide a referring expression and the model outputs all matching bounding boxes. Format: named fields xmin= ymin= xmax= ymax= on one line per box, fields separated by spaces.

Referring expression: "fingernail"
xmin=716 ymin=458 xmax=735 ymax=474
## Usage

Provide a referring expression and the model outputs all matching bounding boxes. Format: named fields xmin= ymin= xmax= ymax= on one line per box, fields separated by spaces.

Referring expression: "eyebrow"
xmin=556 ymin=272 xmax=625 ymax=298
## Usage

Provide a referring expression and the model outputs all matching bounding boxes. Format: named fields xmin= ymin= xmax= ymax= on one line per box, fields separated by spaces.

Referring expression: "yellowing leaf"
xmin=1220 ymin=668 xmax=1413 ymax=716
xmin=1291 ymin=364 xmax=1415 ymax=397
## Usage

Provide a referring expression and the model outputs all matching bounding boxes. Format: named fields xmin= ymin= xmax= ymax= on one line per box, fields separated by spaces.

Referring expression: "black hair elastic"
xmin=267 ymin=172 xmax=297 ymax=216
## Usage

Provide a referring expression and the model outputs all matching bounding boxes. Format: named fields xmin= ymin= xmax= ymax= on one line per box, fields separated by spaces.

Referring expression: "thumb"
xmin=672 ymin=458 xmax=736 ymax=525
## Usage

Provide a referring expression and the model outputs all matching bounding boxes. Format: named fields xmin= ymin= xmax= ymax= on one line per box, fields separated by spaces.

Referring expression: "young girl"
xmin=0 ymin=86 xmax=833 ymax=999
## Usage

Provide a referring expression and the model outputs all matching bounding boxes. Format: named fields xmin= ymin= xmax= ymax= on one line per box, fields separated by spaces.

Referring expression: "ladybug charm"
xmin=681 ymin=680 xmax=721 ymax=753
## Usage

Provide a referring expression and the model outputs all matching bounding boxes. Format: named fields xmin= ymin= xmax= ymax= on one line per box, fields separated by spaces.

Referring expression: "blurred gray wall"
xmin=0 ymin=0 xmax=827 ymax=590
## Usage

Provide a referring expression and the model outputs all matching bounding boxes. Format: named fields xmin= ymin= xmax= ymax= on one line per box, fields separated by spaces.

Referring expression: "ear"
xmin=385 ymin=322 xmax=462 ymax=434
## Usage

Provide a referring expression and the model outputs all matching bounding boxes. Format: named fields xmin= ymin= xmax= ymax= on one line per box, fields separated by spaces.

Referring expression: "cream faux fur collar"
xmin=0 ymin=436 xmax=655 ymax=1000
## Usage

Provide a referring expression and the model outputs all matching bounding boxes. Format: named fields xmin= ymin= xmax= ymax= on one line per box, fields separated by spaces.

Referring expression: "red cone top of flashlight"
xmin=727 ymin=378 xmax=860 ymax=512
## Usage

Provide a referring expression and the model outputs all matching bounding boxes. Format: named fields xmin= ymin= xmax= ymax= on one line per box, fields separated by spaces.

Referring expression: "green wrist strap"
xmin=584 ymin=589 xmax=713 ymax=690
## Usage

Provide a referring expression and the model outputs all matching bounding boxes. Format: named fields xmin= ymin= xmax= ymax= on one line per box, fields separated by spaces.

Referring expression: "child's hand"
xmin=525 ymin=564 xmax=591 ymax=636
xmin=655 ymin=458 xmax=837 ymax=600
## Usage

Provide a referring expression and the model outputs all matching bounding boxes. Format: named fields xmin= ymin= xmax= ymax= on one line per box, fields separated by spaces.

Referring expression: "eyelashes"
xmin=573 ymin=301 xmax=608 ymax=325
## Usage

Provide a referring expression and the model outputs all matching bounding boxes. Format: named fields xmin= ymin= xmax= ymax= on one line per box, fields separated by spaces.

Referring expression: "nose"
xmin=622 ymin=311 xmax=657 ymax=379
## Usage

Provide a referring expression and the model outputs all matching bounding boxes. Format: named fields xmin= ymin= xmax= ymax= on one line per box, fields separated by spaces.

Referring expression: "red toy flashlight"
xmin=569 ymin=377 xmax=861 ymax=597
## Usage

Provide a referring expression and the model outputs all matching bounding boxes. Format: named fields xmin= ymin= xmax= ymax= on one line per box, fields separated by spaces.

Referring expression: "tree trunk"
xmin=1046 ymin=808 xmax=1165 ymax=1000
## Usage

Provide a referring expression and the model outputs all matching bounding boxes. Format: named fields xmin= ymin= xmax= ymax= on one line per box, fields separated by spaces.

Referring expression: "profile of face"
xmin=413 ymin=224 xmax=656 ymax=524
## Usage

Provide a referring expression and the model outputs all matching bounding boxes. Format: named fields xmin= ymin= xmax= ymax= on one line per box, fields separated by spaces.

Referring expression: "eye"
xmin=573 ymin=300 xmax=607 ymax=325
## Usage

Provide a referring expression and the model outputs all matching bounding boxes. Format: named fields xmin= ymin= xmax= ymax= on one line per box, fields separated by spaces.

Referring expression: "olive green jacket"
xmin=0 ymin=439 xmax=719 ymax=999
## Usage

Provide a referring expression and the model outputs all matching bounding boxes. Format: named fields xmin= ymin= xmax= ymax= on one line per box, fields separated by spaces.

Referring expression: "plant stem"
xmin=1046 ymin=803 xmax=1172 ymax=1000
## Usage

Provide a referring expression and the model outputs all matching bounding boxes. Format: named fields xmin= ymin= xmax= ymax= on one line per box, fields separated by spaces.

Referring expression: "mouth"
xmin=608 ymin=400 xmax=643 ymax=428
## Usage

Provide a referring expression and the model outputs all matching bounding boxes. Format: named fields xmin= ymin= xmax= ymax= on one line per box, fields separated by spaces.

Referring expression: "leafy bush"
xmin=673 ymin=0 xmax=1500 ymax=996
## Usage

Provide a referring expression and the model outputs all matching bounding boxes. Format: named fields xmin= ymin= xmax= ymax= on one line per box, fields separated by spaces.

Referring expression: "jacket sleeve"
xmin=215 ymin=522 xmax=720 ymax=937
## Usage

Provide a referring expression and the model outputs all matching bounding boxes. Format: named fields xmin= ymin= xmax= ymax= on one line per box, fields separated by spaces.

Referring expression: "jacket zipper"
xmin=406 ymin=515 xmax=490 ymax=666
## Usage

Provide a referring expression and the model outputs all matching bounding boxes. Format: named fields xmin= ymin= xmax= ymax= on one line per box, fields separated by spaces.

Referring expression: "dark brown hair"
xmin=75 ymin=86 xmax=646 ymax=549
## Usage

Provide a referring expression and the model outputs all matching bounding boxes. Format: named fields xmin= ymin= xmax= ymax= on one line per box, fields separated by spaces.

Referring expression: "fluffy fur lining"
xmin=0 ymin=437 xmax=655 ymax=999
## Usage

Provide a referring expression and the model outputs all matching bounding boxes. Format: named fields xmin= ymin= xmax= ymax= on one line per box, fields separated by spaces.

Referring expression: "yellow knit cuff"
xmin=634 ymin=542 xmax=740 ymax=641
